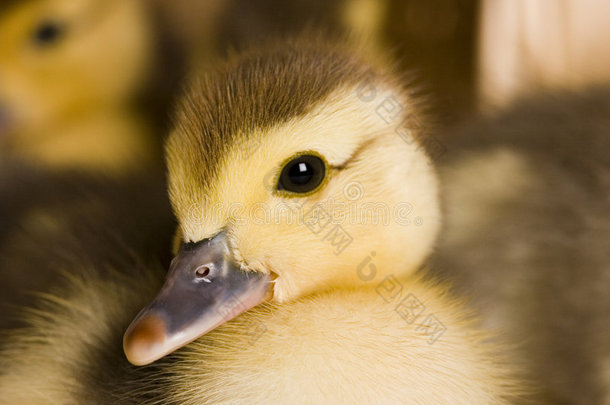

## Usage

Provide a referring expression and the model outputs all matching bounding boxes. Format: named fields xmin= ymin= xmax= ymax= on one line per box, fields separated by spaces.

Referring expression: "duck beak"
xmin=123 ymin=231 xmax=270 ymax=366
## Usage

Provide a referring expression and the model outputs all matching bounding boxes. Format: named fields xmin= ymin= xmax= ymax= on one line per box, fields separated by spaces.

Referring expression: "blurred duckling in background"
xmin=431 ymin=87 xmax=610 ymax=404
xmin=0 ymin=0 xmax=186 ymax=172
xmin=0 ymin=39 xmax=523 ymax=403
xmin=0 ymin=0 xmax=164 ymax=328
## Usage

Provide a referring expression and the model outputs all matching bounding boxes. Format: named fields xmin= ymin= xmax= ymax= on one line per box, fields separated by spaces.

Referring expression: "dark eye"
xmin=32 ymin=21 xmax=64 ymax=46
xmin=278 ymin=154 xmax=326 ymax=193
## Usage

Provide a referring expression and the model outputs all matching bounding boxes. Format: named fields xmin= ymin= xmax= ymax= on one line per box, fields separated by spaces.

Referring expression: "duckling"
xmin=0 ymin=38 xmax=524 ymax=403
xmin=123 ymin=38 xmax=524 ymax=402
xmin=430 ymin=87 xmax=610 ymax=404
xmin=0 ymin=0 xmax=176 ymax=172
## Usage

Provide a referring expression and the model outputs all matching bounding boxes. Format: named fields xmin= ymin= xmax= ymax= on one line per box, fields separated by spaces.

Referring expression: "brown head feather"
xmin=166 ymin=37 xmax=379 ymax=194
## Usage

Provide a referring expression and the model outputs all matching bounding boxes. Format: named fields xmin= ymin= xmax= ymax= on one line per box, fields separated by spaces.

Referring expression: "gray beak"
xmin=123 ymin=231 xmax=270 ymax=366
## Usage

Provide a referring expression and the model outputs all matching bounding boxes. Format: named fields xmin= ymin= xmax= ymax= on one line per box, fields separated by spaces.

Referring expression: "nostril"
xmin=195 ymin=265 xmax=211 ymax=279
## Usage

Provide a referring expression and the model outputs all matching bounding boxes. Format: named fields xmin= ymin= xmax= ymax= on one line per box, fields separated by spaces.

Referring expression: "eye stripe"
xmin=333 ymin=138 xmax=379 ymax=171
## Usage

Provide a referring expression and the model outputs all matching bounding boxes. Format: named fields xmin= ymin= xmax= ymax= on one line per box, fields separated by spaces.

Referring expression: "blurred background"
xmin=0 ymin=0 xmax=609 ymax=326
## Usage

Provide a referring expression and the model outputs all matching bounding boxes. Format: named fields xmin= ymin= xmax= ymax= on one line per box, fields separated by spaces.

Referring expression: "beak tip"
xmin=123 ymin=314 xmax=167 ymax=366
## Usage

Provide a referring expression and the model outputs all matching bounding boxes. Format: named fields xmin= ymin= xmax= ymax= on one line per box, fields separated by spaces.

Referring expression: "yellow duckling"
xmin=0 ymin=0 xmax=166 ymax=172
xmin=0 ymin=38 xmax=523 ymax=404
xmin=121 ymin=38 xmax=522 ymax=402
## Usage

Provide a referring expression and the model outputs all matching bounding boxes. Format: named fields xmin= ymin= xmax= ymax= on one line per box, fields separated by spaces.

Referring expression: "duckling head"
xmin=124 ymin=39 xmax=441 ymax=365
xmin=0 ymin=0 xmax=155 ymax=166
